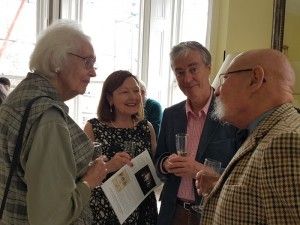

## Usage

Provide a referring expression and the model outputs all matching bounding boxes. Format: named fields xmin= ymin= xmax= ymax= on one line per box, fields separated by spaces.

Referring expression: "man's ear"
xmin=249 ymin=65 xmax=265 ymax=92
xmin=207 ymin=64 xmax=211 ymax=71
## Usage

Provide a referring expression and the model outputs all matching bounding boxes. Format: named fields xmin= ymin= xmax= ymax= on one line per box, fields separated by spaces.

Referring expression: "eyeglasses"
xmin=219 ymin=68 xmax=252 ymax=86
xmin=174 ymin=65 xmax=202 ymax=78
xmin=68 ymin=52 xmax=96 ymax=70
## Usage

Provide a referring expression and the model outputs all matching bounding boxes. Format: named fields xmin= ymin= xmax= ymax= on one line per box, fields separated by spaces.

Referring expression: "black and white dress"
xmin=88 ymin=118 xmax=158 ymax=225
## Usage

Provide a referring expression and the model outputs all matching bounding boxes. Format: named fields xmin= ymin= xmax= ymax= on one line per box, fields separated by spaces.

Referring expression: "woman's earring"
xmin=110 ymin=105 xmax=113 ymax=113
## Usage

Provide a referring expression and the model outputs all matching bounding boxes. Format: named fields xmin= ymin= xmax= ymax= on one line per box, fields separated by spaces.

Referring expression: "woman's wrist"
xmin=82 ymin=180 xmax=91 ymax=190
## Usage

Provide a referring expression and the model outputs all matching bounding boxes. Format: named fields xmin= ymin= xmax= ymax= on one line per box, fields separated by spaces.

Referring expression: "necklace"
xmin=110 ymin=119 xmax=135 ymax=128
xmin=110 ymin=121 xmax=118 ymax=128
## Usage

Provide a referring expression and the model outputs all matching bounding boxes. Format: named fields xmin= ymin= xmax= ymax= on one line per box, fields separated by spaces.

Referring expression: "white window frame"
xmin=3 ymin=0 xmax=212 ymax=125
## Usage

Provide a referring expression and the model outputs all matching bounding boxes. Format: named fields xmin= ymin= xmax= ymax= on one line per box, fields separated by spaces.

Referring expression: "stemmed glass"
xmin=93 ymin=141 xmax=103 ymax=157
xmin=123 ymin=141 xmax=137 ymax=157
xmin=191 ymin=158 xmax=222 ymax=214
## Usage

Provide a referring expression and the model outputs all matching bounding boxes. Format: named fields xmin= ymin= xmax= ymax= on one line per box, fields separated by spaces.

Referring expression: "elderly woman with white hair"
xmin=0 ymin=20 xmax=107 ymax=225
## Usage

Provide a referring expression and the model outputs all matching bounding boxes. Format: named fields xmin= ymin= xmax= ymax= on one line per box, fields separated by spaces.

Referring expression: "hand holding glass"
xmin=175 ymin=133 xmax=188 ymax=156
xmin=191 ymin=158 xmax=222 ymax=214
xmin=90 ymin=141 xmax=106 ymax=166
xmin=93 ymin=142 xmax=103 ymax=156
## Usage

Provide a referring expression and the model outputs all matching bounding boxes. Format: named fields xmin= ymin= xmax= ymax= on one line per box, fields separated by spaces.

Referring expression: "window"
xmin=0 ymin=0 xmax=37 ymax=88
xmin=168 ymin=0 xmax=209 ymax=105
xmin=142 ymin=0 xmax=210 ymax=108
xmin=82 ymin=0 xmax=140 ymax=77
xmin=68 ymin=0 xmax=141 ymax=127
xmin=75 ymin=0 xmax=210 ymax=127
xmin=0 ymin=0 xmax=210 ymax=127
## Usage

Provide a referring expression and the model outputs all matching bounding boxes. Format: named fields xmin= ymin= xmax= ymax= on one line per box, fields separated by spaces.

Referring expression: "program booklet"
xmin=101 ymin=150 xmax=162 ymax=224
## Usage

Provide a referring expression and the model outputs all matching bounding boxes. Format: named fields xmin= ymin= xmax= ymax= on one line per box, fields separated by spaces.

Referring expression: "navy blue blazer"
xmin=155 ymin=97 xmax=244 ymax=225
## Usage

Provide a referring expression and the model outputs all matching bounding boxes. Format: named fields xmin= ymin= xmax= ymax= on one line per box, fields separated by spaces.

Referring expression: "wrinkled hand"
xmin=83 ymin=156 xmax=108 ymax=189
xmin=195 ymin=168 xmax=220 ymax=196
xmin=163 ymin=154 xmax=204 ymax=178
xmin=106 ymin=151 xmax=133 ymax=173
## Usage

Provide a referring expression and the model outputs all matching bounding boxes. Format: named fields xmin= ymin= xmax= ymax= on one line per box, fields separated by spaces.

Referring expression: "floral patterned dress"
xmin=88 ymin=118 xmax=158 ymax=225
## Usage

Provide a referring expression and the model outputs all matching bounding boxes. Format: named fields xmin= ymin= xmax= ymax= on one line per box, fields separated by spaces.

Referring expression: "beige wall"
xmin=210 ymin=0 xmax=273 ymax=77
xmin=209 ymin=0 xmax=300 ymax=107
xmin=209 ymin=0 xmax=230 ymax=77
xmin=284 ymin=8 xmax=300 ymax=107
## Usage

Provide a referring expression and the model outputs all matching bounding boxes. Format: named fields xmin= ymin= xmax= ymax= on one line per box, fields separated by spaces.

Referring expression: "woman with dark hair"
xmin=84 ymin=70 xmax=158 ymax=225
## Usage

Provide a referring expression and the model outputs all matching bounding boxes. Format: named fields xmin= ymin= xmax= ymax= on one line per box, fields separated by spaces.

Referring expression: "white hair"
xmin=29 ymin=19 xmax=91 ymax=78
xmin=211 ymin=97 xmax=228 ymax=125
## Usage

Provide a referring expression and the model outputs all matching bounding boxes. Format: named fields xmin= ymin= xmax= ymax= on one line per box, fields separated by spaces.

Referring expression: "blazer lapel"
xmin=195 ymin=97 xmax=218 ymax=160
xmin=172 ymin=101 xmax=187 ymax=134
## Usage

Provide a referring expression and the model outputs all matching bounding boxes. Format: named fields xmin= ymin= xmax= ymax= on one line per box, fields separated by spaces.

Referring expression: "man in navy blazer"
xmin=155 ymin=41 xmax=244 ymax=225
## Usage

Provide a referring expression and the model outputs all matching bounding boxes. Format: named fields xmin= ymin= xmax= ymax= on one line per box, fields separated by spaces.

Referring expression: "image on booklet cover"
xmin=135 ymin=165 xmax=156 ymax=195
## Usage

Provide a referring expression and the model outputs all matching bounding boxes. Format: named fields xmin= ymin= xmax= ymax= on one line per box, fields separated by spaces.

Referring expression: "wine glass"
xmin=175 ymin=133 xmax=188 ymax=156
xmin=191 ymin=158 xmax=222 ymax=214
xmin=93 ymin=141 xmax=103 ymax=156
xmin=123 ymin=141 xmax=137 ymax=157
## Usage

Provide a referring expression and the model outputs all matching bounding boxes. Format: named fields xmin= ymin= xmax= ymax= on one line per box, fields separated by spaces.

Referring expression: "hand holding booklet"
xmin=101 ymin=150 xmax=161 ymax=224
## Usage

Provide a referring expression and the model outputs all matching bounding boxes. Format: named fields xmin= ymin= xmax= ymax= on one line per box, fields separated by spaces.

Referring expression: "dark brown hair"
xmin=97 ymin=70 xmax=144 ymax=122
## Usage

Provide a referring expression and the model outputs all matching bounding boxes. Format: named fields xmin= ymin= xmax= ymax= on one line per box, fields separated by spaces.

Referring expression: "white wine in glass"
xmin=175 ymin=133 xmax=188 ymax=156
xmin=123 ymin=141 xmax=137 ymax=157
xmin=191 ymin=158 xmax=222 ymax=214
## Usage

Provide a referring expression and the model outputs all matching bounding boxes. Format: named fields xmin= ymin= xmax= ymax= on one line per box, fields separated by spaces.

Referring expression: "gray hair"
xmin=170 ymin=41 xmax=211 ymax=67
xmin=29 ymin=20 xmax=91 ymax=78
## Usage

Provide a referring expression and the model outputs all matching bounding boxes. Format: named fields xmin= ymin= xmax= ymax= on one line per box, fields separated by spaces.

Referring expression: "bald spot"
xmin=232 ymin=49 xmax=295 ymax=102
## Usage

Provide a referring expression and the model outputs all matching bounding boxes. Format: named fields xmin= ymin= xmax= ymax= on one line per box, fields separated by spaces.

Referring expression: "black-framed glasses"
xmin=174 ymin=65 xmax=202 ymax=78
xmin=219 ymin=68 xmax=252 ymax=86
xmin=68 ymin=52 xmax=96 ymax=70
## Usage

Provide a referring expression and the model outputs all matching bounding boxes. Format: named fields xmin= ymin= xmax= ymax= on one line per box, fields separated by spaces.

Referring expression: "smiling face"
xmin=109 ymin=77 xmax=142 ymax=119
xmin=172 ymin=50 xmax=211 ymax=104
xmin=56 ymin=41 xmax=96 ymax=100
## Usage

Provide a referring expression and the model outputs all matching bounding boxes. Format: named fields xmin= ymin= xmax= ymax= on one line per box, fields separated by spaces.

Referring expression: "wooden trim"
xmin=271 ymin=0 xmax=286 ymax=51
